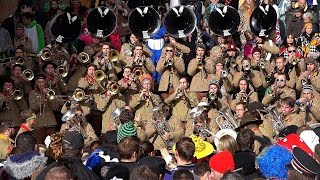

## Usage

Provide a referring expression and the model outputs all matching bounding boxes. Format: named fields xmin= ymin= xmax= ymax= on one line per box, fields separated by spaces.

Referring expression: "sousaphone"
xmin=87 ymin=6 xmax=117 ymax=38
xmin=163 ymin=6 xmax=196 ymax=38
xmin=128 ymin=6 xmax=161 ymax=39
xmin=250 ymin=4 xmax=277 ymax=37
xmin=50 ymin=12 xmax=81 ymax=43
xmin=208 ymin=5 xmax=240 ymax=37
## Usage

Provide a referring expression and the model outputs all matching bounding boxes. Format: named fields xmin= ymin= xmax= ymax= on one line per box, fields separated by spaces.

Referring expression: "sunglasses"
xmin=276 ymin=79 xmax=286 ymax=82
xmin=166 ymin=49 xmax=173 ymax=52
xmin=288 ymin=50 xmax=296 ymax=53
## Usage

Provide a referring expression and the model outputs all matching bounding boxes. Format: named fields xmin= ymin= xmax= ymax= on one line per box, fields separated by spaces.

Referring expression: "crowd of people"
xmin=0 ymin=0 xmax=320 ymax=179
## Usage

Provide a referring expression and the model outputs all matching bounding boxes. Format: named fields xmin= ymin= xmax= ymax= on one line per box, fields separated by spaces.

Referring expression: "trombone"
xmin=107 ymin=81 xmax=120 ymax=95
xmin=95 ymin=70 xmax=106 ymax=81
xmin=132 ymin=67 xmax=144 ymax=79
xmin=109 ymin=49 xmax=120 ymax=62
xmin=12 ymin=89 xmax=24 ymax=101
xmin=73 ymin=88 xmax=90 ymax=102
xmin=21 ymin=69 xmax=34 ymax=81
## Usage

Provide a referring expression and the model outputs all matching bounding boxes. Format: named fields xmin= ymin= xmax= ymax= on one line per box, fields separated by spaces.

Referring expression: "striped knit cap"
xmin=117 ymin=121 xmax=137 ymax=143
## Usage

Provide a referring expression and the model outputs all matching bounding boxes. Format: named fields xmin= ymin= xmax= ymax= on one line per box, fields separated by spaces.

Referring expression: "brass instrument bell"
xmin=109 ymin=49 xmax=120 ymax=62
xmin=108 ymin=81 xmax=120 ymax=95
xmin=21 ymin=69 xmax=34 ymax=81
xmin=12 ymin=89 xmax=23 ymax=101
xmin=78 ymin=52 xmax=90 ymax=64
xmin=95 ymin=70 xmax=106 ymax=81
xmin=58 ymin=66 xmax=68 ymax=77
xmin=46 ymin=88 xmax=56 ymax=100
xmin=16 ymin=57 xmax=25 ymax=65
xmin=73 ymin=88 xmax=86 ymax=101
xmin=41 ymin=50 xmax=51 ymax=61
xmin=133 ymin=67 xmax=143 ymax=78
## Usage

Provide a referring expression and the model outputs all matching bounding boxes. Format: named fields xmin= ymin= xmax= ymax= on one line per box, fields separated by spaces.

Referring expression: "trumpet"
xmin=12 ymin=89 xmax=24 ymax=101
xmin=21 ymin=69 xmax=34 ymax=81
xmin=221 ymin=70 xmax=228 ymax=78
xmin=239 ymin=90 xmax=249 ymax=103
xmin=109 ymin=49 xmax=119 ymax=62
xmin=301 ymin=78 xmax=310 ymax=86
xmin=78 ymin=52 xmax=90 ymax=64
xmin=95 ymin=70 xmax=106 ymax=81
xmin=107 ymin=81 xmax=120 ymax=95
xmin=197 ymin=55 xmax=204 ymax=69
xmin=243 ymin=64 xmax=251 ymax=72
xmin=135 ymin=57 xmax=145 ymax=66
xmin=291 ymin=57 xmax=298 ymax=66
xmin=164 ymin=59 xmax=174 ymax=67
xmin=215 ymin=107 xmax=239 ymax=130
xmin=41 ymin=50 xmax=51 ymax=61
xmin=57 ymin=66 xmax=68 ymax=77
xmin=176 ymin=89 xmax=184 ymax=99
xmin=207 ymin=92 xmax=217 ymax=103
xmin=299 ymin=102 xmax=308 ymax=111
xmin=142 ymin=89 xmax=151 ymax=101
xmin=16 ymin=57 xmax=25 ymax=65
xmin=259 ymin=62 xmax=265 ymax=69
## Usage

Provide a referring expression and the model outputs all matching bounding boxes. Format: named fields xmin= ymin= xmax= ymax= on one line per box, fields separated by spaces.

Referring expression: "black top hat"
xmin=250 ymin=4 xmax=277 ymax=37
xmin=209 ymin=5 xmax=240 ymax=37
xmin=235 ymin=113 xmax=263 ymax=132
xmin=50 ymin=12 xmax=81 ymax=43
xmin=87 ymin=6 xmax=117 ymax=38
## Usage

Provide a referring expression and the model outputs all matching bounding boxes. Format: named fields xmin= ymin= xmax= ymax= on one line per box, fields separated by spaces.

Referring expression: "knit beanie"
xmin=209 ymin=151 xmax=235 ymax=174
xmin=117 ymin=122 xmax=137 ymax=143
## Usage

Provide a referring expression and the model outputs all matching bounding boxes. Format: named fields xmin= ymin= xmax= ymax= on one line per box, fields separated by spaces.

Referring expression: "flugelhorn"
xmin=109 ymin=49 xmax=119 ymax=62
xmin=21 ymin=69 xmax=34 ymax=81
xmin=95 ymin=70 xmax=106 ymax=81
xmin=12 ymin=89 xmax=24 ymax=101
xmin=107 ymin=81 xmax=120 ymax=95
xmin=41 ymin=50 xmax=51 ymax=61
xmin=221 ymin=70 xmax=228 ymax=78
xmin=78 ymin=52 xmax=90 ymax=64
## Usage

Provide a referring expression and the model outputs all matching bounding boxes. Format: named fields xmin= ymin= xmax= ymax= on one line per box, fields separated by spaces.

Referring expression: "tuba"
xmin=215 ymin=107 xmax=239 ymax=130
xmin=78 ymin=52 xmax=90 ymax=64
xmin=151 ymin=104 xmax=175 ymax=149
xmin=264 ymin=105 xmax=286 ymax=132
xmin=208 ymin=5 xmax=240 ymax=36
xmin=163 ymin=6 xmax=196 ymax=38
xmin=128 ymin=6 xmax=161 ymax=39
xmin=250 ymin=4 xmax=277 ymax=37
xmin=21 ymin=69 xmax=34 ymax=81
xmin=107 ymin=81 xmax=120 ymax=95
xmin=87 ymin=7 xmax=117 ymax=38
xmin=95 ymin=70 xmax=106 ymax=81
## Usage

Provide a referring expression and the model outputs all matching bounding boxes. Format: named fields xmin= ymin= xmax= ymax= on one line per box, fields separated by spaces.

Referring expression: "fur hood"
xmin=4 ymin=151 xmax=47 ymax=179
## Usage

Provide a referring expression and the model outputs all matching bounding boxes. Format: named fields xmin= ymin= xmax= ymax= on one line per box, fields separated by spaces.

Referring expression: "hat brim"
xmin=235 ymin=119 xmax=263 ymax=132
xmin=194 ymin=141 xmax=215 ymax=159
xmin=42 ymin=61 xmax=58 ymax=72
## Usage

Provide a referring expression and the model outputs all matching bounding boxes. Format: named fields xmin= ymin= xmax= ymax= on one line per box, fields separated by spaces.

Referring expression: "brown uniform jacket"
xmin=188 ymin=57 xmax=214 ymax=92
xmin=93 ymin=56 xmax=122 ymax=81
xmin=157 ymin=56 xmax=185 ymax=92
xmin=262 ymin=86 xmax=296 ymax=106
xmin=120 ymin=43 xmax=152 ymax=64
xmin=283 ymin=112 xmax=304 ymax=127
xmin=0 ymin=93 xmax=28 ymax=126
xmin=296 ymin=71 xmax=320 ymax=92
xmin=118 ymin=78 xmax=139 ymax=105
xmin=15 ymin=36 xmax=33 ymax=53
xmin=232 ymin=70 xmax=268 ymax=89
xmin=230 ymin=91 xmax=259 ymax=110
xmin=145 ymin=116 xmax=185 ymax=150
xmin=165 ymin=89 xmax=199 ymax=121
xmin=94 ymin=93 xmax=126 ymax=133
xmin=28 ymin=90 xmax=57 ymax=128
xmin=129 ymin=92 xmax=162 ymax=123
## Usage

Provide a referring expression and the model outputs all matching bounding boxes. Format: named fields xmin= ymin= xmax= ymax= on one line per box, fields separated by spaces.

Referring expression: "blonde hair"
xmin=217 ymin=135 xmax=238 ymax=154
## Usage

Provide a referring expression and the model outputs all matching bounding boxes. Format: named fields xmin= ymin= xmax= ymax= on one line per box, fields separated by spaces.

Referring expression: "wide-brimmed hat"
xmin=214 ymin=129 xmax=238 ymax=148
xmin=235 ymin=113 xmax=263 ymax=132
xmin=190 ymin=135 xmax=214 ymax=159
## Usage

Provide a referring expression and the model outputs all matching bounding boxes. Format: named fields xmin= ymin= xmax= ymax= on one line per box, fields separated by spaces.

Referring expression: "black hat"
xmin=209 ymin=5 xmax=240 ymax=36
xmin=250 ymin=4 xmax=277 ymax=37
xmin=36 ymin=74 xmax=46 ymax=80
xmin=62 ymin=131 xmax=84 ymax=149
xmin=42 ymin=61 xmax=58 ymax=72
xmin=50 ymin=12 xmax=81 ymax=43
xmin=292 ymin=147 xmax=320 ymax=175
xmin=93 ymin=162 xmax=130 ymax=180
xmin=235 ymin=113 xmax=263 ymax=132
xmin=279 ymin=125 xmax=298 ymax=138
xmin=87 ymin=7 xmax=117 ymax=38
xmin=139 ymin=156 xmax=171 ymax=175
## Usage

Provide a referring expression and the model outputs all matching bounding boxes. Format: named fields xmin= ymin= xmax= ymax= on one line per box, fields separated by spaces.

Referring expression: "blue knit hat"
xmin=117 ymin=122 xmax=137 ymax=143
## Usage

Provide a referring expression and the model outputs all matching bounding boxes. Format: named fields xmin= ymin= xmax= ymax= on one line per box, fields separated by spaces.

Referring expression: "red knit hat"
xmin=139 ymin=73 xmax=154 ymax=90
xmin=209 ymin=151 xmax=235 ymax=174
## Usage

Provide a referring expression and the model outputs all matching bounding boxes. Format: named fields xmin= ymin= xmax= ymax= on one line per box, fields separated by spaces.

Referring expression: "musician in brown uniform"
xmin=120 ymin=34 xmax=152 ymax=62
xmin=123 ymin=43 xmax=155 ymax=74
xmin=230 ymin=78 xmax=259 ymax=110
xmin=10 ymin=64 xmax=32 ymax=95
xmin=270 ymin=56 xmax=297 ymax=88
xmin=144 ymin=103 xmax=184 ymax=150
xmin=296 ymin=85 xmax=320 ymax=125
xmin=188 ymin=44 xmax=213 ymax=100
xmin=93 ymin=42 xmax=122 ymax=81
xmin=262 ymin=73 xmax=296 ymax=106
xmin=0 ymin=79 xmax=28 ymax=126
xmin=78 ymin=64 xmax=101 ymax=95
xmin=157 ymin=43 xmax=185 ymax=100
xmin=14 ymin=23 xmax=33 ymax=53
xmin=129 ymin=74 xmax=161 ymax=124
xmin=164 ymin=77 xmax=199 ymax=122
xmin=6 ymin=46 xmax=36 ymax=71
xmin=118 ymin=67 xmax=139 ymax=105
xmin=280 ymin=97 xmax=304 ymax=127
xmin=210 ymin=58 xmax=234 ymax=94
xmin=83 ymin=36 xmax=102 ymax=58
xmin=94 ymin=81 xmax=126 ymax=133
xmin=296 ymin=58 xmax=320 ymax=92
xmin=29 ymin=74 xmax=59 ymax=144
xmin=160 ymin=36 xmax=191 ymax=58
